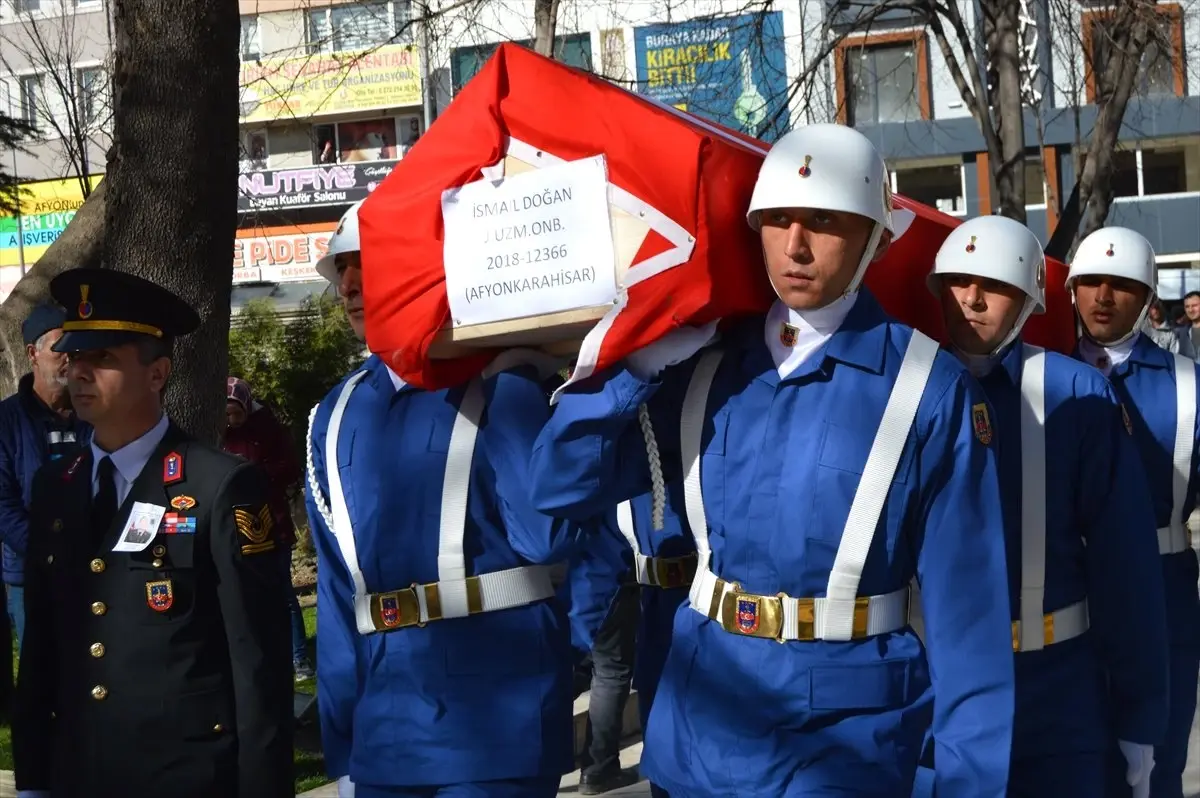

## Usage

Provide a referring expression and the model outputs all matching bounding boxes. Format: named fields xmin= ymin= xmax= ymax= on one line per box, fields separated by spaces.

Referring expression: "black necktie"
xmin=92 ymin=456 xmax=118 ymax=536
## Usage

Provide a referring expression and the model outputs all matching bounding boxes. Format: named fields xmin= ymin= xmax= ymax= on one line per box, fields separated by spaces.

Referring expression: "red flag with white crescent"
xmin=358 ymin=44 xmax=1075 ymax=390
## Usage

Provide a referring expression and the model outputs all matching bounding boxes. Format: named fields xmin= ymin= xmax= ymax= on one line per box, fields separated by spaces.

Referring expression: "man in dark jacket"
xmin=14 ymin=269 xmax=293 ymax=798
xmin=0 ymin=304 xmax=89 ymax=654
xmin=223 ymin=377 xmax=311 ymax=678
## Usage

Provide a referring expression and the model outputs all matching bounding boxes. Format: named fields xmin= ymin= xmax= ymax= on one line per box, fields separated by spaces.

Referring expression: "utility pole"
xmin=420 ymin=1 xmax=437 ymax=129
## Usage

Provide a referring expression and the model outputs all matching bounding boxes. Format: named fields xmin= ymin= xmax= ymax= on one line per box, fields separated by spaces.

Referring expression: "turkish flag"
xmin=358 ymin=44 xmax=1075 ymax=391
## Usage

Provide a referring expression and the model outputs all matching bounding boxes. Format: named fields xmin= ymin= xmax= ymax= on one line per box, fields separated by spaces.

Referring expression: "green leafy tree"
xmin=229 ymin=294 xmax=364 ymax=452
xmin=0 ymin=112 xmax=34 ymax=216
xmin=228 ymin=294 xmax=364 ymax=551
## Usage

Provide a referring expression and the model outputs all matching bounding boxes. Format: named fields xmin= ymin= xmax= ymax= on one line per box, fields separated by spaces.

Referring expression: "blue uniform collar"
xmin=1126 ymin=331 xmax=1173 ymax=370
xmin=735 ymin=289 xmax=892 ymax=388
xmin=995 ymin=340 xmax=1024 ymax=385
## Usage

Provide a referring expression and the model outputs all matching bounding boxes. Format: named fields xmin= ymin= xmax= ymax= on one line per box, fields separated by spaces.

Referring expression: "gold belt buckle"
xmin=653 ymin=555 xmax=697 ymax=589
xmin=370 ymin=586 xmax=422 ymax=632
xmin=719 ymin=587 xmax=784 ymax=642
xmin=1011 ymin=613 xmax=1056 ymax=651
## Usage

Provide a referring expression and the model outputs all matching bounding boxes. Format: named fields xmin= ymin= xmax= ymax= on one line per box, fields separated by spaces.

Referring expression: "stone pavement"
xmin=6 ymin=689 xmax=1198 ymax=797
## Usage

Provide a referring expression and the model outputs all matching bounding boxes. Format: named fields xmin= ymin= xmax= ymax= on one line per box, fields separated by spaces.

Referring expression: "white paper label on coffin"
xmin=472 ymin=137 xmax=698 ymax=399
xmin=442 ymin=154 xmax=619 ymax=329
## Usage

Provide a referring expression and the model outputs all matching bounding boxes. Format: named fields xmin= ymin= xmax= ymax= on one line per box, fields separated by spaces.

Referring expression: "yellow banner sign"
xmin=239 ymin=44 xmax=422 ymax=124
xmin=0 ymin=175 xmax=102 ymax=269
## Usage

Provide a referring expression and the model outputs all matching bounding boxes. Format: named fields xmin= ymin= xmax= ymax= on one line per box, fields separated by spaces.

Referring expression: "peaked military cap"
xmin=49 ymin=268 xmax=201 ymax=353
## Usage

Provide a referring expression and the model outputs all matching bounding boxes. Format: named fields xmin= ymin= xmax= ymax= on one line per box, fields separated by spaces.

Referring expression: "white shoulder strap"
xmin=1018 ymin=344 xmax=1048 ymax=652
xmin=320 ymin=371 xmax=374 ymax=634
xmin=682 ymin=347 xmax=726 ymax=600
xmin=823 ymin=330 xmax=939 ymax=641
xmin=436 ymin=377 xmax=486 ymax=619
xmin=616 ymin=501 xmax=639 ymax=553
xmin=1172 ymin=353 xmax=1196 ymax=539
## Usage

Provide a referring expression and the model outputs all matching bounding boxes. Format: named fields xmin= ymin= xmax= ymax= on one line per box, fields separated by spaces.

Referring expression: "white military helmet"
xmin=747 ymin=123 xmax=894 ymax=298
xmin=1066 ymin=226 xmax=1157 ymax=345
xmin=315 ymin=200 xmax=365 ymax=283
xmin=928 ymin=215 xmax=1047 ymax=356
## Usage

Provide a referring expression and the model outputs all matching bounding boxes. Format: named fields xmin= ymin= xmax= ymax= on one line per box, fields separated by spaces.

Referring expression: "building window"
xmin=18 ymin=73 xmax=43 ymax=129
xmin=890 ymin=160 xmax=965 ymax=215
xmin=1083 ymin=4 xmax=1185 ymax=101
xmin=311 ymin=115 xmax=422 ymax=164
xmin=76 ymin=67 xmax=103 ymax=125
xmin=13 ymin=0 xmax=39 ymax=13
xmin=451 ymin=33 xmax=594 ymax=93
xmin=1077 ymin=137 xmax=1200 ymax=200
xmin=240 ymin=16 xmax=260 ymax=61
xmin=239 ymin=129 xmax=268 ymax=172
xmin=307 ymin=1 xmax=412 ymax=54
xmin=1142 ymin=144 xmax=1191 ymax=195
xmin=835 ymin=31 xmax=931 ymax=127
xmin=1024 ymin=158 xmax=1048 ymax=206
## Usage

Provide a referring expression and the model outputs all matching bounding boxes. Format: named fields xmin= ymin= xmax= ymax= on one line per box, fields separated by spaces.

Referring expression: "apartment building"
xmin=2 ymin=0 xmax=1198 ymax=306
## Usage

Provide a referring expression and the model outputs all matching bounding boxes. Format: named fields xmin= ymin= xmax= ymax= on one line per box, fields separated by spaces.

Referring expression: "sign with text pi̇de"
xmin=238 ymin=162 xmax=395 ymax=213
xmin=441 ymin=155 xmax=618 ymax=328
xmin=233 ymin=231 xmax=331 ymax=284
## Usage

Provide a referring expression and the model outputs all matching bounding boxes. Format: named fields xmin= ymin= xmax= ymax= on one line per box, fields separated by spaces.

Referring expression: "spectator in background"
xmin=1183 ymin=291 xmax=1200 ymax=358
xmin=1144 ymin=299 xmax=1195 ymax=357
xmin=224 ymin=376 xmax=312 ymax=679
xmin=0 ymin=303 xmax=88 ymax=656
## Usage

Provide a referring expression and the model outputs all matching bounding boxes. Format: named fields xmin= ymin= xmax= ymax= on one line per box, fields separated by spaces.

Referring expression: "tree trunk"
xmin=1073 ymin=11 xmax=1152 ymax=253
xmin=533 ymin=0 xmax=560 ymax=58
xmin=986 ymin=0 xmax=1028 ymax=221
xmin=107 ymin=0 xmax=240 ymax=442
xmin=0 ymin=179 xmax=107 ymax=394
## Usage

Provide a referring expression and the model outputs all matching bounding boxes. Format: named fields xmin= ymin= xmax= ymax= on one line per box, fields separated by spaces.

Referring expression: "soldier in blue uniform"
xmin=307 ymin=202 xmax=597 ymax=798
xmin=1066 ymin=226 xmax=1200 ymax=798
xmin=929 ymin=215 xmax=1168 ymax=797
xmin=529 ymin=123 xmax=1016 ymax=797
xmin=610 ymin=409 xmax=696 ymax=798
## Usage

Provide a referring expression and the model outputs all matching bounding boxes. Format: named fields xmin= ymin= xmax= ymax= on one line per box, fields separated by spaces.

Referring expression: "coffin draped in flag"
xmin=358 ymin=43 xmax=1076 ymax=391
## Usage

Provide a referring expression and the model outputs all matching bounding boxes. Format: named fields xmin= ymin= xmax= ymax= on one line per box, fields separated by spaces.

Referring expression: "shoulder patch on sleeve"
xmin=971 ymin=402 xmax=993 ymax=445
xmin=234 ymin=503 xmax=276 ymax=555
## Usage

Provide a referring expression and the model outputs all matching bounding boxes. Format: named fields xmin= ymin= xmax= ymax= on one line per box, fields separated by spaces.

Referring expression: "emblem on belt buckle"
xmin=736 ymin=596 xmax=761 ymax=634
xmin=663 ymin=560 xmax=683 ymax=588
xmin=380 ymin=594 xmax=401 ymax=628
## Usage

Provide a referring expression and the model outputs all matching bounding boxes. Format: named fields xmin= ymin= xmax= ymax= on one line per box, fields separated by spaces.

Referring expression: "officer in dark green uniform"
xmin=13 ymin=268 xmax=294 ymax=798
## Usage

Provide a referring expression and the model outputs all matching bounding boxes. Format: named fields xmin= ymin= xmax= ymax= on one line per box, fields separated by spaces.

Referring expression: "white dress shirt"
xmin=90 ymin=413 xmax=170 ymax=504
xmin=765 ymin=293 xmax=858 ymax=379
xmin=1079 ymin=335 xmax=1137 ymax=377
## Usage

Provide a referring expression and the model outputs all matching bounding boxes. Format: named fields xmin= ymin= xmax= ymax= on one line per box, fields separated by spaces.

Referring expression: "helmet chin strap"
xmin=843 ymin=221 xmax=885 ymax=298
xmin=947 ymin=294 xmax=1035 ymax=376
xmin=989 ymin=297 xmax=1036 ymax=357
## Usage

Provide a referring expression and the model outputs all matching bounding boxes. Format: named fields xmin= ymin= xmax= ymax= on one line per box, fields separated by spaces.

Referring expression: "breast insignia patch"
xmin=146 ymin=579 xmax=173 ymax=612
xmin=971 ymin=403 xmax=993 ymax=445
xmin=171 ymin=495 xmax=196 ymax=511
xmin=234 ymin=504 xmax=276 ymax=556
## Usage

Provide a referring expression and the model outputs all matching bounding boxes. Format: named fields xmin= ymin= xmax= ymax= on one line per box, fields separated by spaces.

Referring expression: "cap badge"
xmin=797 ymin=155 xmax=812 ymax=178
xmin=1106 ymin=243 xmax=1115 ymax=257
xmin=966 ymin=235 xmax=977 ymax=254
xmin=78 ymin=285 xmax=94 ymax=320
